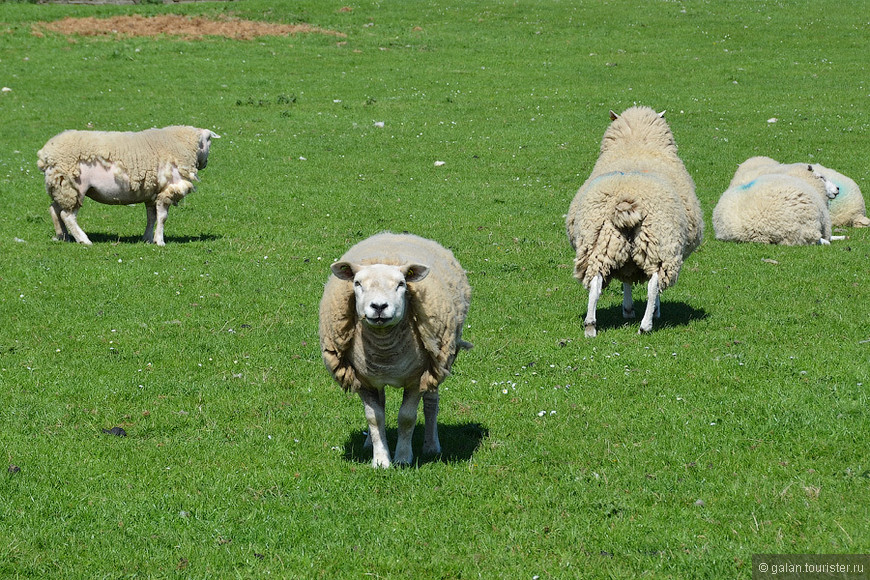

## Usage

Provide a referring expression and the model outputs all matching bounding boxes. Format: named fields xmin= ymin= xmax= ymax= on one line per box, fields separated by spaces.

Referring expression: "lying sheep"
xmin=713 ymin=157 xmax=840 ymax=245
xmin=566 ymin=106 xmax=703 ymax=337
xmin=37 ymin=125 xmax=219 ymax=246
xmin=319 ymin=232 xmax=472 ymax=468
xmin=811 ymin=164 xmax=869 ymax=228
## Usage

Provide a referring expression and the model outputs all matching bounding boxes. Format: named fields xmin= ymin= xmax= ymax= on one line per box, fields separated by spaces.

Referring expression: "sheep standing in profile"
xmin=319 ymin=232 xmax=472 ymax=468
xmin=811 ymin=164 xmax=869 ymax=228
xmin=37 ymin=125 xmax=219 ymax=246
xmin=713 ymin=157 xmax=840 ymax=245
xmin=566 ymin=106 xmax=703 ymax=337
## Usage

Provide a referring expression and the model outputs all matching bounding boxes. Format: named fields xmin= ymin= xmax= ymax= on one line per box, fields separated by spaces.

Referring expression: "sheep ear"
xmin=331 ymin=262 xmax=357 ymax=281
xmin=609 ymin=110 xmax=619 ymax=121
xmin=658 ymin=110 xmax=666 ymax=118
xmin=209 ymin=130 xmax=221 ymax=139
xmin=402 ymin=264 xmax=430 ymax=283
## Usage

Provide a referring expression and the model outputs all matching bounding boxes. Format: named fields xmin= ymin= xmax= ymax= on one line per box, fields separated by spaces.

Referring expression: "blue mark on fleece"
xmin=739 ymin=179 xmax=757 ymax=190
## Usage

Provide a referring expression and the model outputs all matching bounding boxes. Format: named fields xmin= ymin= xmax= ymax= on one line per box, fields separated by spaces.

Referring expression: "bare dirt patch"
xmin=33 ymin=14 xmax=346 ymax=41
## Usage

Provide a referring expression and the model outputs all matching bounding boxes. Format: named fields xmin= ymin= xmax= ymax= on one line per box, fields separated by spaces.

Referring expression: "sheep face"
xmin=331 ymin=262 xmax=430 ymax=328
xmin=809 ymin=166 xmax=840 ymax=200
xmin=196 ymin=130 xmax=220 ymax=170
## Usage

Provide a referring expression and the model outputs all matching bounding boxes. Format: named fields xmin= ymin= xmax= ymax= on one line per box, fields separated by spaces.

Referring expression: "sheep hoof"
xmin=622 ymin=308 xmax=636 ymax=319
xmin=638 ymin=326 xmax=652 ymax=335
xmin=584 ymin=324 xmax=597 ymax=338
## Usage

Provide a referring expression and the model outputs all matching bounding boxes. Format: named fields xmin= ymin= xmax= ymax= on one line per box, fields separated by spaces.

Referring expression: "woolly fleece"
xmin=37 ymin=125 xmax=207 ymax=212
xmin=566 ymin=106 xmax=703 ymax=291
xmin=319 ymin=232 xmax=472 ymax=393
xmin=713 ymin=158 xmax=834 ymax=245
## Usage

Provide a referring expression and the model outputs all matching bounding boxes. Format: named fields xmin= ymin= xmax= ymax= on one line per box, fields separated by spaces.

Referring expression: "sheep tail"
xmin=612 ymin=196 xmax=643 ymax=231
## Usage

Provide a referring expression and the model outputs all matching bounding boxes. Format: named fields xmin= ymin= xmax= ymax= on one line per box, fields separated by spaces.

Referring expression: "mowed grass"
xmin=1 ymin=1 xmax=868 ymax=577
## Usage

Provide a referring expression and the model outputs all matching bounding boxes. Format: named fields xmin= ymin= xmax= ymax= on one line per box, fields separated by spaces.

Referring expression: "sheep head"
xmin=331 ymin=262 xmax=430 ymax=328
xmin=196 ymin=129 xmax=220 ymax=169
xmin=809 ymin=165 xmax=840 ymax=200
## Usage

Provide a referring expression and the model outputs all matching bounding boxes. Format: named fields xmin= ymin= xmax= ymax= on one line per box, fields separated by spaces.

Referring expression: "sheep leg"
xmin=143 ymin=203 xmax=157 ymax=244
xmin=584 ymin=274 xmax=603 ymax=338
xmin=421 ymin=390 xmax=441 ymax=456
xmin=394 ymin=387 xmax=423 ymax=466
xmin=639 ymin=272 xmax=660 ymax=334
xmin=152 ymin=200 xmax=171 ymax=246
xmin=362 ymin=388 xmax=386 ymax=449
xmin=359 ymin=387 xmax=391 ymax=468
xmin=622 ymin=282 xmax=635 ymax=318
xmin=49 ymin=202 xmax=71 ymax=242
xmin=57 ymin=205 xmax=92 ymax=246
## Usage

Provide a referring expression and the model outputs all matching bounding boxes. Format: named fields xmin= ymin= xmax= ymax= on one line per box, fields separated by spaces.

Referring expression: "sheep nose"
xmin=370 ymin=302 xmax=388 ymax=315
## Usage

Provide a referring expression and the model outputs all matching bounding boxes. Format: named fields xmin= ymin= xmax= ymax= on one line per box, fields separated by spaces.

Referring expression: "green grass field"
xmin=1 ymin=1 xmax=868 ymax=577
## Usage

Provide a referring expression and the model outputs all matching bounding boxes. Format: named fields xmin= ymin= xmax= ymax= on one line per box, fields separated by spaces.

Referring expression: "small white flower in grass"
xmin=118 ymin=259 xmax=122 ymax=263
xmin=299 ymin=156 xmax=307 ymax=161
xmin=374 ymin=121 xmax=385 ymax=128
xmin=767 ymin=117 xmax=777 ymax=123
xmin=538 ymin=411 xmax=546 ymax=417
xmin=434 ymin=160 xmax=446 ymax=167
xmin=1 ymin=87 xmax=11 ymax=92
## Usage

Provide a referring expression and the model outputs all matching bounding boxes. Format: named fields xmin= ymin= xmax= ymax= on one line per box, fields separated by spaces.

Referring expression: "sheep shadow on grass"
xmin=78 ymin=232 xmax=221 ymax=245
xmin=591 ymin=301 xmax=708 ymax=334
xmin=343 ymin=421 xmax=489 ymax=466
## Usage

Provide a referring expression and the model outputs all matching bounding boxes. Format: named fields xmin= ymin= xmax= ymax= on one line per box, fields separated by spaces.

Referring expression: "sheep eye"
xmin=354 ymin=281 xmax=361 ymax=287
xmin=397 ymin=281 xmax=406 ymax=289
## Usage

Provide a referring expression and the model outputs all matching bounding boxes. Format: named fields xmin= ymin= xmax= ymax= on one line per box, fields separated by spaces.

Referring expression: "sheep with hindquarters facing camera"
xmin=319 ymin=232 xmax=472 ymax=468
xmin=37 ymin=125 xmax=219 ymax=246
xmin=566 ymin=106 xmax=703 ymax=338
xmin=713 ymin=156 xmax=841 ymax=245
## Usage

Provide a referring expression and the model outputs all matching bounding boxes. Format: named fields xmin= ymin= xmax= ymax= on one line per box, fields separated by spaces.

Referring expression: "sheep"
xmin=811 ymin=164 xmax=869 ymax=228
xmin=566 ymin=106 xmax=703 ymax=337
xmin=37 ymin=125 xmax=219 ymax=246
xmin=712 ymin=157 xmax=841 ymax=245
xmin=318 ymin=232 xmax=472 ymax=468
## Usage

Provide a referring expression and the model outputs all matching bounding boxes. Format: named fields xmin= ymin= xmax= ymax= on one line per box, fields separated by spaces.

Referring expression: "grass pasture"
xmin=1 ymin=1 xmax=868 ymax=577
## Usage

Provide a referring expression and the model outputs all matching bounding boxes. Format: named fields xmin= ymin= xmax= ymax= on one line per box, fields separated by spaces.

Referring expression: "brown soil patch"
xmin=33 ymin=14 xmax=346 ymax=41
